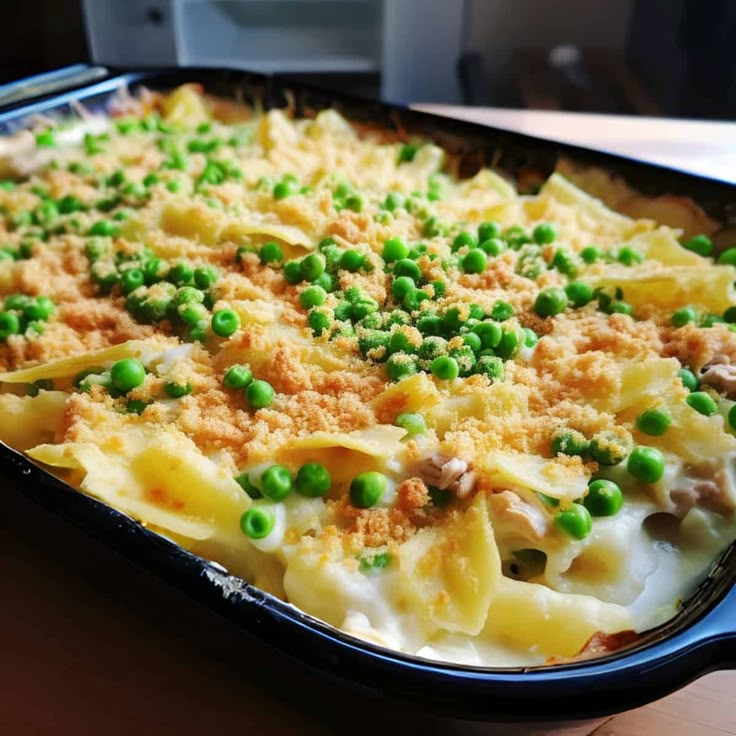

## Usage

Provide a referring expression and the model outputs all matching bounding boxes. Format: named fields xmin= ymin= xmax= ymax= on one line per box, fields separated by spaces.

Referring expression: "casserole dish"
xmin=1 ymin=65 xmax=735 ymax=721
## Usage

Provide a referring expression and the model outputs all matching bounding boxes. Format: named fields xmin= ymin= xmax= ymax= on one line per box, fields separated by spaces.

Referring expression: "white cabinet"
xmin=82 ymin=0 xmax=466 ymax=103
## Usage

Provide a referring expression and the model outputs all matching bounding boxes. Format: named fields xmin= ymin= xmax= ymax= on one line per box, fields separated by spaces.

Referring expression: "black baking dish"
xmin=1 ymin=66 xmax=735 ymax=722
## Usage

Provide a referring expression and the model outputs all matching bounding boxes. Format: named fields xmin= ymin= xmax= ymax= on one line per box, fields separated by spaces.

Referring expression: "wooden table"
xmin=3 ymin=106 xmax=736 ymax=736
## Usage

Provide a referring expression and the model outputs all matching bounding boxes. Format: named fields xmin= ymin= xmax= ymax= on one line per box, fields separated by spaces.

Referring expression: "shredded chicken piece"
xmin=416 ymin=452 xmax=476 ymax=498
xmin=699 ymin=355 xmax=736 ymax=398
xmin=488 ymin=490 xmax=549 ymax=539
xmin=670 ymin=457 xmax=736 ymax=516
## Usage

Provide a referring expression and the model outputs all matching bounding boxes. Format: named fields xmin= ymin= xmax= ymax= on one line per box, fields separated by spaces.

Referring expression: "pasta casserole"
xmin=1 ymin=84 xmax=735 ymax=666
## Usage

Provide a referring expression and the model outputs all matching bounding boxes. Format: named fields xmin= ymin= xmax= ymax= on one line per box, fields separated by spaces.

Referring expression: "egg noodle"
xmin=1 ymin=84 xmax=735 ymax=666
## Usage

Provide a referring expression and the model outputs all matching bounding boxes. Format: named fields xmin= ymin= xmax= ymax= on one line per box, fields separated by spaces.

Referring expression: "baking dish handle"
xmin=0 ymin=64 xmax=110 ymax=112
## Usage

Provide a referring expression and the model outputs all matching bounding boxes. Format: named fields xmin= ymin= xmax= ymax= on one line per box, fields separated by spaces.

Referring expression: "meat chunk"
xmin=416 ymin=452 xmax=477 ymax=498
xmin=669 ymin=457 xmax=736 ymax=516
xmin=547 ymin=630 xmax=639 ymax=665
xmin=699 ymin=354 xmax=736 ymax=398
xmin=488 ymin=490 xmax=549 ymax=539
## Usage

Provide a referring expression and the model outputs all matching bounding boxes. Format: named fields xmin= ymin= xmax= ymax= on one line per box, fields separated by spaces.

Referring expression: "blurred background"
xmin=2 ymin=0 xmax=736 ymax=119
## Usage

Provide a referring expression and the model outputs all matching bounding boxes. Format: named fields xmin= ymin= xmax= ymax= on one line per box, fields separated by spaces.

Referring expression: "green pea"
xmin=211 ymin=308 xmax=240 ymax=337
xmin=23 ymin=296 xmax=55 ymax=321
xmin=461 ymin=249 xmax=487 ymax=274
xmin=627 ymin=446 xmax=665 ymax=483
xmin=260 ymin=242 xmax=283 ymax=265
xmin=5 ymin=294 xmax=31 ymax=311
xmin=478 ymin=221 xmax=501 ymax=242
xmin=617 ymin=246 xmax=643 ymax=266
xmin=307 ymin=309 xmax=330 ymax=336
xmin=57 ymin=195 xmax=84 ymax=214
xmin=495 ymin=328 xmax=521 ymax=360
xmin=717 ymin=248 xmax=736 ymax=266
xmin=88 ymin=220 xmax=119 ymax=237
xmin=295 ymin=462 xmax=332 ymax=497
xmin=551 ymin=249 xmax=579 ymax=278
xmin=167 ymin=262 xmax=194 ymax=286
xmin=417 ymin=335 xmax=446 ymax=360
xmin=0 ymin=311 xmax=21 ymax=341
xmin=394 ymin=412 xmax=426 ymax=439
xmin=503 ymin=226 xmax=532 ymax=249
xmin=245 ymin=379 xmax=275 ymax=409
xmin=702 ymin=313 xmax=724 ymax=328
xmin=143 ymin=257 xmax=169 ymax=284
xmin=671 ymin=306 xmax=697 ymax=327
xmin=164 ymin=381 xmax=192 ymax=398
xmin=462 ymin=332 xmax=482 ymax=353
xmin=273 ymin=181 xmax=295 ymax=200
xmin=386 ymin=352 xmax=418 ymax=381
xmin=235 ymin=472 xmax=262 ymax=499
xmin=480 ymin=238 xmax=506 ymax=257
xmin=383 ymin=192 xmax=405 ymax=211
xmin=584 ymin=479 xmax=623 ymax=517
xmin=166 ymin=180 xmax=182 ymax=193
xmin=387 ymin=330 xmax=416 ymax=356
xmin=283 ymin=259 xmax=303 ymax=285
xmin=391 ymin=276 xmax=416 ymax=301
xmin=175 ymin=286 xmax=205 ymax=306
xmin=471 ymin=321 xmax=502 ymax=349
xmin=608 ymin=301 xmax=633 ymax=317
xmin=551 ymin=430 xmax=589 ymax=457
xmin=110 ymin=358 xmax=146 ymax=393
xmin=535 ymin=287 xmax=568 ymax=317
xmin=678 ymin=367 xmax=699 ymax=391
xmin=193 ymin=265 xmax=218 ymax=289
xmin=554 ymin=504 xmax=592 ymax=540
xmin=490 ymin=300 xmax=513 ymax=321
xmin=533 ymin=223 xmax=557 ymax=245
xmin=349 ymin=471 xmax=387 ymax=508
xmin=394 ymin=258 xmax=422 ymax=281
xmin=300 ymin=253 xmax=326 ymax=281
xmin=240 ymin=508 xmax=276 ymax=539
xmin=683 ymin=234 xmax=713 ymax=257
xmin=414 ymin=313 xmax=442 ymax=337
xmin=723 ymin=306 xmax=736 ymax=323
xmin=36 ymin=130 xmax=56 ymax=147
xmin=452 ymin=231 xmax=478 ymax=252
xmin=397 ymin=143 xmax=418 ymax=163
xmin=340 ymin=250 xmax=365 ymax=272
xmin=589 ymin=431 xmax=628 ymax=465
xmin=448 ymin=345 xmax=476 ymax=375
xmin=187 ymin=320 xmax=209 ymax=343
xmin=475 ymin=355 xmax=505 ymax=381
xmin=344 ymin=194 xmax=364 ymax=212
xmin=686 ymin=391 xmax=718 ymax=416
xmin=729 ymin=404 xmax=736 ymax=432
xmin=223 ymin=364 xmax=253 ymax=389
xmin=299 ymin=285 xmax=327 ymax=309
xmin=523 ymin=327 xmax=538 ymax=348
xmin=423 ymin=216 xmax=446 ymax=238
xmin=91 ymin=262 xmax=120 ymax=292
xmin=402 ymin=288 xmax=429 ymax=312
xmin=580 ymin=246 xmax=603 ymax=264
xmin=431 ymin=355 xmax=459 ymax=380
xmin=636 ymin=407 xmax=672 ymax=436
xmin=381 ymin=237 xmax=409 ymax=264
xmin=125 ymin=399 xmax=147 ymax=414
xmin=259 ymin=465 xmax=293 ymax=501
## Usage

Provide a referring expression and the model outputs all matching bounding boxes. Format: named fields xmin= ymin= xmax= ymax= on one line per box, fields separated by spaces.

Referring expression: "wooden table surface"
xmin=3 ymin=106 xmax=736 ymax=736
